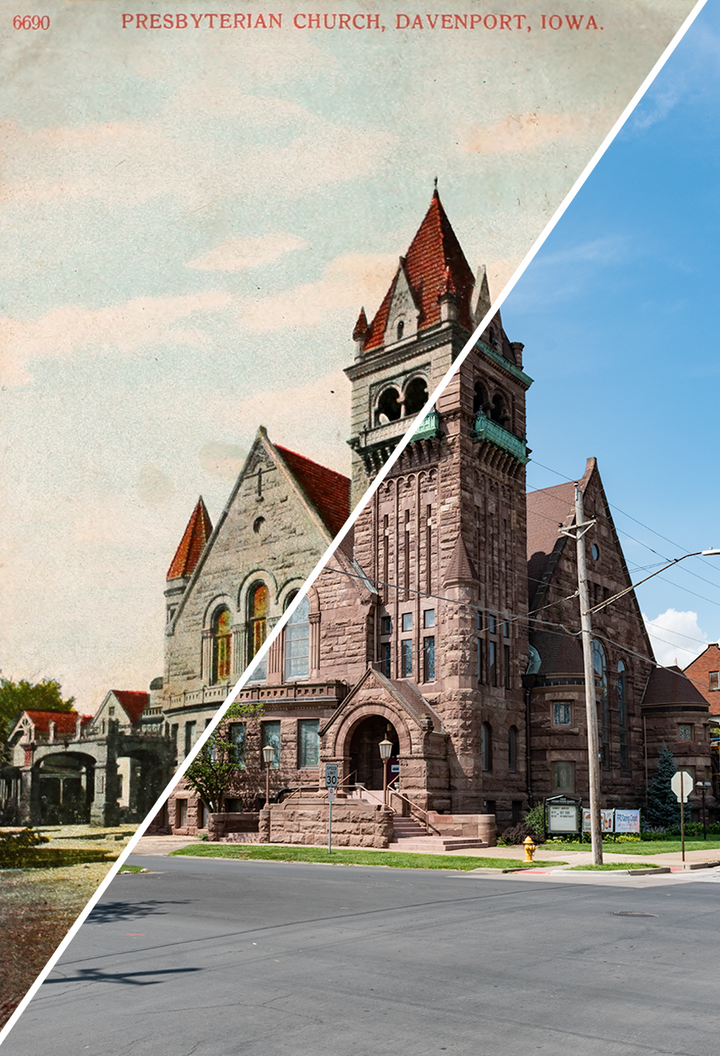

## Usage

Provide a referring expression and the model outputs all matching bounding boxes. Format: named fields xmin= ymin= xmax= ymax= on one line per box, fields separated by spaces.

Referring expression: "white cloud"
xmin=459 ymin=111 xmax=595 ymax=155
xmin=0 ymin=290 xmax=233 ymax=386
xmin=643 ymin=609 xmax=709 ymax=669
xmin=188 ymin=233 xmax=308 ymax=272
xmin=241 ymin=252 xmax=397 ymax=332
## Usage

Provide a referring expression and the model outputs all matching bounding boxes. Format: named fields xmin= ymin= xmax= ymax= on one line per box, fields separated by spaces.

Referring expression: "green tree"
xmin=645 ymin=743 xmax=680 ymax=828
xmin=0 ymin=678 xmax=75 ymax=742
xmin=184 ymin=702 xmax=263 ymax=814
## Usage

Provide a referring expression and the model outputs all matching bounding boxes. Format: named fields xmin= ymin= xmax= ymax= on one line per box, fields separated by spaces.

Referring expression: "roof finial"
xmin=433 ymin=176 xmax=438 ymax=192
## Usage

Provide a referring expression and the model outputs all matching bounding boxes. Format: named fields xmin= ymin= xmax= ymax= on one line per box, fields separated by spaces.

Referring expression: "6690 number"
xmin=13 ymin=15 xmax=50 ymax=29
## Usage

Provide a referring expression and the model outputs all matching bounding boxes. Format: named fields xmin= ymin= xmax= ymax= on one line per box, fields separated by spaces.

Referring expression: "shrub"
xmin=0 ymin=827 xmax=49 ymax=867
xmin=498 ymin=820 xmax=545 ymax=846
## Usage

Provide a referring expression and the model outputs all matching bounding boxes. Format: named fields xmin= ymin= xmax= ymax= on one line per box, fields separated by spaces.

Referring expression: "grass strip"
xmin=568 ymin=863 xmax=660 ymax=871
xmin=171 ymin=844 xmax=564 ymax=871
xmin=118 ymin=864 xmax=148 ymax=874
xmin=546 ymin=839 xmax=720 ymax=856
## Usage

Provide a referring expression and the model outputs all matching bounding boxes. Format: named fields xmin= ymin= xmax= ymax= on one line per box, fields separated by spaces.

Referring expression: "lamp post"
xmin=262 ymin=743 xmax=275 ymax=809
xmin=379 ymin=737 xmax=393 ymax=808
xmin=696 ymin=780 xmax=711 ymax=840
xmin=561 ymin=493 xmax=720 ymax=867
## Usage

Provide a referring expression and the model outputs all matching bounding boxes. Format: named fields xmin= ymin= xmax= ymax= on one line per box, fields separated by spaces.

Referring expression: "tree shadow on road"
xmin=87 ymin=899 xmax=194 ymax=925
xmin=46 ymin=966 xmax=202 ymax=987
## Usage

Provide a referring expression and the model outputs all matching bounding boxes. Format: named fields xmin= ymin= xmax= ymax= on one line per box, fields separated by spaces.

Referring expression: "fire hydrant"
xmin=523 ymin=835 xmax=536 ymax=863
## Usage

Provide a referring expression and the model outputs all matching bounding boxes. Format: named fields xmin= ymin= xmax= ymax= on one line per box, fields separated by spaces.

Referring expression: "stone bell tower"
xmin=346 ymin=190 xmax=534 ymax=821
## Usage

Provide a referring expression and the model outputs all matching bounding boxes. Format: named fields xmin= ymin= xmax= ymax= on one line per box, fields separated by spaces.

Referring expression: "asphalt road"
xmin=2 ymin=855 xmax=718 ymax=1056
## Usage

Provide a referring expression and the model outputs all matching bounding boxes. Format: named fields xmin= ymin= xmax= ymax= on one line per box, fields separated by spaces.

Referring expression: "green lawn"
xmin=546 ymin=839 xmax=720 ymax=856
xmin=171 ymin=844 xmax=565 ymax=871
xmin=118 ymin=864 xmax=147 ymax=874
xmin=569 ymin=863 xmax=661 ymax=871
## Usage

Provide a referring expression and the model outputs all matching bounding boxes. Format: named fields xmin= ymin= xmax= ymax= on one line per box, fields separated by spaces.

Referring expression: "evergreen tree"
xmin=645 ymin=743 xmax=680 ymax=828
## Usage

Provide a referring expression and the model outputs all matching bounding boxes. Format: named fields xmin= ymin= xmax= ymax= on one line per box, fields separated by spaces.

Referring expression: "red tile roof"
xmin=276 ymin=446 xmax=351 ymax=539
xmin=111 ymin=690 xmax=149 ymax=724
xmin=167 ymin=497 xmax=213 ymax=580
xmin=24 ymin=710 xmax=92 ymax=735
xmin=363 ymin=190 xmax=475 ymax=352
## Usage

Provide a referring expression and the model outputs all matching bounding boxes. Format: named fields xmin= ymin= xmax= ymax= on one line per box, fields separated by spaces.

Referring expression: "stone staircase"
xmin=391 ymin=815 xmax=487 ymax=853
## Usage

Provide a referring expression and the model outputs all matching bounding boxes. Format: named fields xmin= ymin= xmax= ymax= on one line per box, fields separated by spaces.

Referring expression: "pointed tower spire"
xmin=167 ymin=497 xmax=213 ymax=581
xmin=361 ymin=190 xmax=475 ymax=352
xmin=471 ymin=264 xmax=491 ymax=328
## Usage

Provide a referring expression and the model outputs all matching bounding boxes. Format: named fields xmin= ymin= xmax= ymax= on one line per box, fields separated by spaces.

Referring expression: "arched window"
xmin=284 ymin=594 xmax=310 ymax=681
xmin=396 ymin=319 xmax=405 ymax=341
xmin=247 ymin=582 xmax=268 ymax=681
xmin=592 ymin=639 xmax=609 ymax=767
xmin=508 ymin=725 xmax=518 ymax=773
xmin=481 ymin=722 xmax=493 ymax=772
xmin=212 ymin=607 xmax=232 ymax=683
xmin=490 ymin=393 xmax=507 ymax=426
xmin=473 ymin=382 xmax=487 ymax=416
xmin=403 ymin=376 xmax=429 ymax=417
xmin=375 ymin=386 xmax=402 ymax=425
xmin=617 ymin=660 xmax=629 ymax=769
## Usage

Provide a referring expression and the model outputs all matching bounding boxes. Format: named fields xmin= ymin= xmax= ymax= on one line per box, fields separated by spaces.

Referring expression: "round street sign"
xmin=671 ymin=770 xmax=694 ymax=802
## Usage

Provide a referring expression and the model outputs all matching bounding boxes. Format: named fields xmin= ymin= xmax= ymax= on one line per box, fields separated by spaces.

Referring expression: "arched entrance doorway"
xmin=33 ymin=753 xmax=94 ymax=824
xmin=349 ymin=716 xmax=399 ymax=791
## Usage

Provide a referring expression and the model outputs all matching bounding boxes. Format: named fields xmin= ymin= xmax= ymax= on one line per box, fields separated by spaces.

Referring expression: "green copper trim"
xmin=411 ymin=410 xmax=440 ymax=441
xmin=473 ymin=413 xmax=529 ymax=464
xmin=477 ymin=340 xmax=533 ymax=387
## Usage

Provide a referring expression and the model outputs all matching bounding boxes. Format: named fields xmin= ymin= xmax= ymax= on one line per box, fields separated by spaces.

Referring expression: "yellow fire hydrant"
xmin=523 ymin=835 xmax=536 ymax=863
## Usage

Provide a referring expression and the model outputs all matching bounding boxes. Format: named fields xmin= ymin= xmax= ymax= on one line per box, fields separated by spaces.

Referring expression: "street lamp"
xmin=378 ymin=737 xmax=393 ymax=808
xmin=562 ymin=488 xmax=720 ymax=867
xmin=262 ymin=743 xmax=275 ymax=809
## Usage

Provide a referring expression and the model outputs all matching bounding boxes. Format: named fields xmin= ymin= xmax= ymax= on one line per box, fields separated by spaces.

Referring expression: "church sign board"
xmin=545 ymin=796 xmax=580 ymax=834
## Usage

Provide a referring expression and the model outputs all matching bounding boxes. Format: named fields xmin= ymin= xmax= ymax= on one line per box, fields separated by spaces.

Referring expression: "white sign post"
xmin=325 ymin=764 xmax=338 ymax=853
xmin=671 ymin=770 xmax=694 ymax=863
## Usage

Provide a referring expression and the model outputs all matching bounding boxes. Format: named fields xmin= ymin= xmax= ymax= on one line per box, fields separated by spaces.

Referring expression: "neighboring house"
xmin=684 ymin=643 xmax=720 ymax=716
xmin=158 ymin=190 xmax=713 ymax=839
xmin=3 ymin=709 xmax=93 ymax=823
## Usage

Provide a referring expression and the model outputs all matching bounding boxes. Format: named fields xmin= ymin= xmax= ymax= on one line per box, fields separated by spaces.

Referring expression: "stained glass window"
xmin=212 ymin=607 xmax=232 ymax=683
xmin=298 ymin=719 xmax=319 ymax=768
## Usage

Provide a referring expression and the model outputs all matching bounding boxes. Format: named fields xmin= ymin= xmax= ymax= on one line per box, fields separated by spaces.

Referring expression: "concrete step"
xmin=392 ymin=818 xmax=427 ymax=839
xmin=391 ymin=836 xmax=487 ymax=852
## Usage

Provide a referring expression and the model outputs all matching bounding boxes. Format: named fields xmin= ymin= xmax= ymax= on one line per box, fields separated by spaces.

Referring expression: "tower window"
xmin=508 ymin=726 xmax=518 ymax=773
xmin=404 ymin=376 xmax=429 ymax=417
xmin=375 ymin=387 xmax=402 ymax=425
xmin=396 ymin=319 xmax=405 ymax=341
xmin=473 ymin=382 xmax=487 ymax=416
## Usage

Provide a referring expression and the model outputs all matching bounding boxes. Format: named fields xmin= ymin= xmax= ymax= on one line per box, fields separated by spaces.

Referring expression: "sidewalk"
xmin=131 ymin=834 xmax=720 ymax=874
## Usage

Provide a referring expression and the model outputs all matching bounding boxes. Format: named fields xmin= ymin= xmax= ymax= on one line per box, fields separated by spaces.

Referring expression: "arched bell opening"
xmin=349 ymin=715 xmax=400 ymax=791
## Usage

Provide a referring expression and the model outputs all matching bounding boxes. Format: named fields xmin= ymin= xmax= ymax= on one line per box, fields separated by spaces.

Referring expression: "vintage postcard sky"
xmin=0 ymin=0 xmax=700 ymax=714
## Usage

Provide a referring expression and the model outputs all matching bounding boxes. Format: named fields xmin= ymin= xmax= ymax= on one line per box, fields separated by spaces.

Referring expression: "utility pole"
xmin=560 ymin=486 xmax=603 ymax=865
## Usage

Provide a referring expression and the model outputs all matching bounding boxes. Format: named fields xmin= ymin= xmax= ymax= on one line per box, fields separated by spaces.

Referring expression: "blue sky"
xmin=505 ymin=0 xmax=720 ymax=666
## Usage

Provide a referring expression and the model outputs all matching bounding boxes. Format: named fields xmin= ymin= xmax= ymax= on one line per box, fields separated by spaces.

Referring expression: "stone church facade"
xmin=154 ymin=191 xmax=712 ymax=841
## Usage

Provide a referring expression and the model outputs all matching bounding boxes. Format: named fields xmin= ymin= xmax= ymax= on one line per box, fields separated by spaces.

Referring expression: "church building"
xmin=155 ymin=191 xmax=713 ymax=842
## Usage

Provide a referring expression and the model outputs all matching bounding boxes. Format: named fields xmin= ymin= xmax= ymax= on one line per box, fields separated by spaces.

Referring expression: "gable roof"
xmin=167 ymin=497 xmax=213 ymax=581
xmin=526 ymin=460 xmax=594 ymax=607
xmin=109 ymin=690 xmax=149 ymax=724
xmin=20 ymin=710 xmax=92 ymax=736
xmin=276 ymin=445 xmax=351 ymax=539
xmin=363 ymin=190 xmax=475 ymax=352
